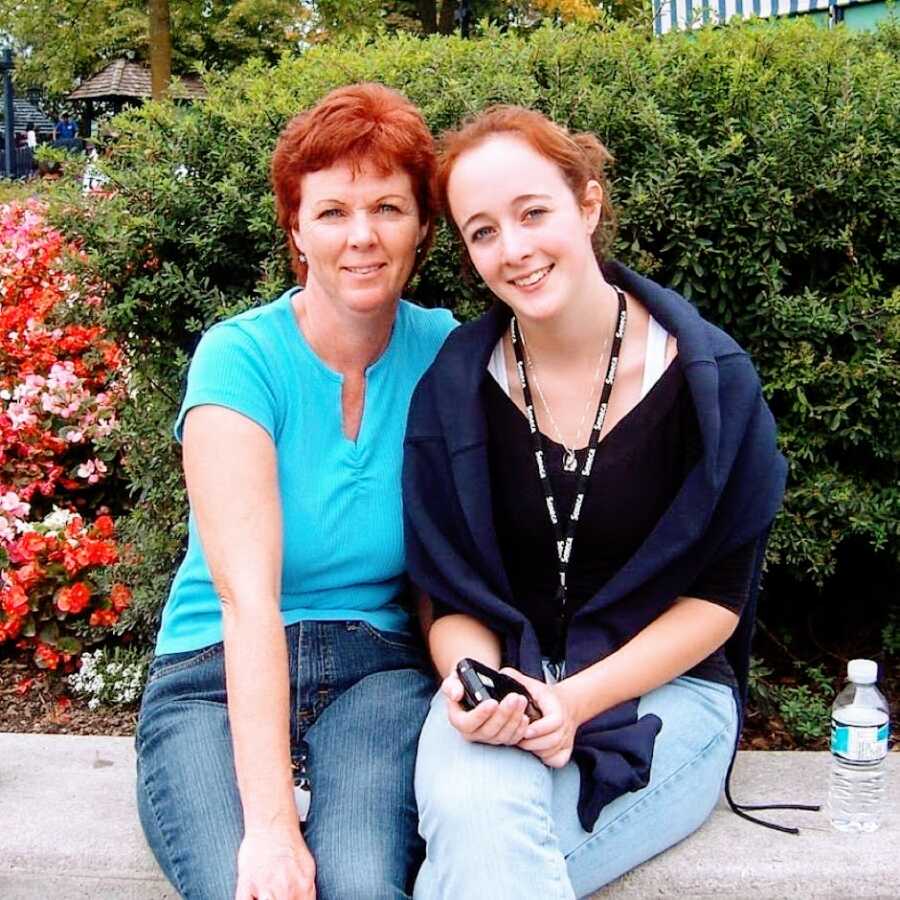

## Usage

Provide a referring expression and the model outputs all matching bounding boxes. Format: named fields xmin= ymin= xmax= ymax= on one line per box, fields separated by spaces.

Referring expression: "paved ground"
xmin=0 ymin=733 xmax=896 ymax=898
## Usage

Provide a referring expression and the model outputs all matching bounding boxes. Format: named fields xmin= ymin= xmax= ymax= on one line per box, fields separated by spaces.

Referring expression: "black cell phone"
xmin=456 ymin=658 xmax=542 ymax=722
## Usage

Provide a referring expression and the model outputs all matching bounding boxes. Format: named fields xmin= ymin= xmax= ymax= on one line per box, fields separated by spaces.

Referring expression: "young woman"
xmin=402 ymin=106 xmax=788 ymax=898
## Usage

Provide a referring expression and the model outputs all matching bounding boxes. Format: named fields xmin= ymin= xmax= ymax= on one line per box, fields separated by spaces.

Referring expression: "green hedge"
xmin=48 ymin=18 xmax=900 ymax=640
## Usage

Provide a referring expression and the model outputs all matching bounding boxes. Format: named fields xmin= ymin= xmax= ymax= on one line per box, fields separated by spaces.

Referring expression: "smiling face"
xmin=446 ymin=134 xmax=602 ymax=324
xmin=291 ymin=161 xmax=428 ymax=318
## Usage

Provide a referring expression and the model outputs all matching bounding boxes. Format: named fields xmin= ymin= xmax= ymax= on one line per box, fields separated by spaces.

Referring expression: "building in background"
xmin=652 ymin=0 xmax=893 ymax=35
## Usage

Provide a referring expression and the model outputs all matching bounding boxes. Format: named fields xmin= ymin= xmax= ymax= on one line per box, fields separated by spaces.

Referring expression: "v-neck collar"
xmin=280 ymin=288 xmax=400 ymax=385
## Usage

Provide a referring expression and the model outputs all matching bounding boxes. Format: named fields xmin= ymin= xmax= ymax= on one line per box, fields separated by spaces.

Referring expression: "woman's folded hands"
xmin=440 ymin=666 xmax=580 ymax=768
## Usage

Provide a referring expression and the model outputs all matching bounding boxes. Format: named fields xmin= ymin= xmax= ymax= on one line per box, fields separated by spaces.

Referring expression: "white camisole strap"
xmin=486 ymin=316 xmax=670 ymax=400
xmin=640 ymin=315 xmax=669 ymax=400
xmin=487 ymin=338 xmax=510 ymax=395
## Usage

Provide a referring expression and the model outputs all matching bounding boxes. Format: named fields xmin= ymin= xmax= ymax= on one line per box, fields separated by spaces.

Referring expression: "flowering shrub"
xmin=0 ymin=200 xmax=130 ymax=670
xmin=68 ymin=645 xmax=149 ymax=709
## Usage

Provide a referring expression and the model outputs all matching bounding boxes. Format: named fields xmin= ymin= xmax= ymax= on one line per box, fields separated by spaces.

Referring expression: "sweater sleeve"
xmin=684 ymin=539 xmax=757 ymax=614
xmin=173 ymin=322 xmax=279 ymax=443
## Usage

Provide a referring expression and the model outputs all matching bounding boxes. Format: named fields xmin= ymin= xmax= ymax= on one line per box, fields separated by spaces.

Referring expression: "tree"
xmin=0 ymin=0 xmax=615 ymax=99
xmin=0 ymin=0 xmax=308 ymax=97
xmin=317 ymin=0 xmax=603 ymax=36
xmin=148 ymin=0 xmax=172 ymax=100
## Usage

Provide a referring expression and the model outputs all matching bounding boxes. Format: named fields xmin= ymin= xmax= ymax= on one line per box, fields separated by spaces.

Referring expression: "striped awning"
xmin=653 ymin=0 xmax=861 ymax=34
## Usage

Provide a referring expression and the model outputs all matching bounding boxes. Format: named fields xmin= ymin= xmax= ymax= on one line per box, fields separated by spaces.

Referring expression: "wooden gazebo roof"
xmin=68 ymin=59 xmax=206 ymax=101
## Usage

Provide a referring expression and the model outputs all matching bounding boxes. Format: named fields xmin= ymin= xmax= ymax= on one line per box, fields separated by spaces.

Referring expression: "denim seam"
xmin=138 ymin=752 xmax=190 ymax=898
xmin=291 ymin=623 xmax=303 ymax=750
xmin=527 ymin=757 xmax=572 ymax=900
xmin=358 ymin=620 xmax=416 ymax=650
xmin=147 ymin=643 xmax=223 ymax=685
xmin=565 ymin=714 xmax=736 ymax=864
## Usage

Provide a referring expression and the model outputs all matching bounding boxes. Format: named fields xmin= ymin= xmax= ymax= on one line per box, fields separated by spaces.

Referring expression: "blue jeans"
xmin=136 ymin=620 xmax=434 ymax=900
xmin=414 ymin=675 xmax=738 ymax=900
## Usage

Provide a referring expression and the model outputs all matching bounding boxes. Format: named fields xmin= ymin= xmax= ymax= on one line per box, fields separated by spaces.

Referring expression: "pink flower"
xmin=0 ymin=514 xmax=15 ymax=543
xmin=7 ymin=403 xmax=37 ymax=429
xmin=75 ymin=459 xmax=108 ymax=484
xmin=0 ymin=491 xmax=30 ymax=518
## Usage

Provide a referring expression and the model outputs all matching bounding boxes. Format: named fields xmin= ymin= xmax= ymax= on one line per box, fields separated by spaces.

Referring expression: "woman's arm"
xmin=426 ymin=609 xmax=502 ymax=677
xmin=183 ymin=405 xmax=315 ymax=900
xmin=420 ymin=600 xmax=531 ymax=747
xmin=515 ymin=598 xmax=739 ymax=768
xmin=558 ymin=597 xmax=738 ymax=725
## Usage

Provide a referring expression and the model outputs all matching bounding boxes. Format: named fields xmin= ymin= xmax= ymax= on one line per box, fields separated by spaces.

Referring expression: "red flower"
xmin=56 ymin=582 xmax=92 ymax=615
xmin=0 ymin=612 xmax=25 ymax=642
xmin=1 ymin=582 xmax=29 ymax=616
xmin=85 ymin=538 xmax=117 ymax=566
xmin=89 ymin=608 xmax=118 ymax=628
xmin=109 ymin=583 xmax=132 ymax=612
xmin=9 ymin=531 xmax=47 ymax=564
xmin=93 ymin=515 xmax=115 ymax=538
xmin=34 ymin=642 xmax=61 ymax=670
xmin=12 ymin=561 xmax=43 ymax=590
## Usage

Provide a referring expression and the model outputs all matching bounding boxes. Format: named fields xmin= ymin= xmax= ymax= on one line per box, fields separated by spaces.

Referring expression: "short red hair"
xmin=437 ymin=105 xmax=617 ymax=263
xmin=271 ymin=82 xmax=437 ymax=284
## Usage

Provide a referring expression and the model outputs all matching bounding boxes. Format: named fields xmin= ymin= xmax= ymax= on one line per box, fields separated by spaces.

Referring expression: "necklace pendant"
xmin=563 ymin=451 xmax=578 ymax=472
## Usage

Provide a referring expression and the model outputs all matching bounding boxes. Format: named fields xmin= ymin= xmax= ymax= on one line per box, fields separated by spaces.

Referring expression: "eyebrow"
xmin=461 ymin=194 xmax=553 ymax=232
xmin=313 ymin=194 xmax=409 ymax=208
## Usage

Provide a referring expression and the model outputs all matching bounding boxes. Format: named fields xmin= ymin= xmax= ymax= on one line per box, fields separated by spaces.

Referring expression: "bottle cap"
xmin=847 ymin=659 xmax=877 ymax=684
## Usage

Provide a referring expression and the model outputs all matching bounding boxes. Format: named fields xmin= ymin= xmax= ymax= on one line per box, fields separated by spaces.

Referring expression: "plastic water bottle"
xmin=828 ymin=658 xmax=890 ymax=833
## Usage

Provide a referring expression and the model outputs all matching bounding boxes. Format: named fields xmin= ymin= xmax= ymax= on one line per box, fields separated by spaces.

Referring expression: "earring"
xmin=298 ymin=252 xmax=307 ymax=264
xmin=415 ymin=245 xmax=423 ymax=255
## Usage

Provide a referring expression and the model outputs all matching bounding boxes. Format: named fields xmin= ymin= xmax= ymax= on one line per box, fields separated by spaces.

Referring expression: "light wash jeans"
xmin=136 ymin=619 xmax=434 ymax=900
xmin=414 ymin=673 xmax=738 ymax=900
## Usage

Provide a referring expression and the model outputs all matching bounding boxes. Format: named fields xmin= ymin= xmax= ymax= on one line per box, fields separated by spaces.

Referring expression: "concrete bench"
xmin=0 ymin=733 xmax=895 ymax=898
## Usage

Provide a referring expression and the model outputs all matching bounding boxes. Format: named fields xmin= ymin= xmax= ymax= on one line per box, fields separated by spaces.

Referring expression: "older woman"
xmin=136 ymin=83 xmax=455 ymax=900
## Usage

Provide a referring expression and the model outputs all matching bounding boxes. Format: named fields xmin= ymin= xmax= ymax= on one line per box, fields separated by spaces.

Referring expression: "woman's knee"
xmin=136 ymin=697 xmax=243 ymax=899
xmin=415 ymin=697 xmax=550 ymax=833
xmin=316 ymin=842 xmax=416 ymax=900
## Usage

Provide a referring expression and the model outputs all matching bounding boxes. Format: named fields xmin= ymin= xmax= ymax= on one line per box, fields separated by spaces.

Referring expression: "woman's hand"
xmin=506 ymin=670 xmax=580 ymax=769
xmin=235 ymin=826 xmax=316 ymax=900
xmin=441 ymin=669 xmax=530 ymax=746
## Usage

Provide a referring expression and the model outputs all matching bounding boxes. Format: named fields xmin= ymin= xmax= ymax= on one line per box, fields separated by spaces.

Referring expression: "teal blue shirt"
xmin=156 ymin=288 xmax=456 ymax=654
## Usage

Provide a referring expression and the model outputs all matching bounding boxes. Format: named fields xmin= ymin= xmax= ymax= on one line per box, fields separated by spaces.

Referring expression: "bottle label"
xmin=831 ymin=719 xmax=889 ymax=762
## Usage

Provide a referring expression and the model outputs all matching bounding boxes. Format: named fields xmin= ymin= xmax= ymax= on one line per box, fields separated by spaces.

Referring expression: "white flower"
xmin=43 ymin=507 xmax=74 ymax=531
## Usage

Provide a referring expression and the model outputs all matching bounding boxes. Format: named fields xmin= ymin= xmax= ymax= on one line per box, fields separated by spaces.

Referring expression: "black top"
xmin=405 ymin=263 xmax=788 ymax=829
xmin=481 ymin=356 xmax=754 ymax=686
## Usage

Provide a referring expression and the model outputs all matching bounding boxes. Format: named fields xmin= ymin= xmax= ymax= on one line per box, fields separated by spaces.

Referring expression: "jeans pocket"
xmin=355 ymin=620 xmax=421 ymax=651
xmin=146 ymin=643 xmax=223 ymax=686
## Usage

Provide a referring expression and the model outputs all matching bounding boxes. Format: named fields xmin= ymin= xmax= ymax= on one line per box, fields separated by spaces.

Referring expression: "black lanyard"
xmin=509 ymin=286 xmax=627 ymax=659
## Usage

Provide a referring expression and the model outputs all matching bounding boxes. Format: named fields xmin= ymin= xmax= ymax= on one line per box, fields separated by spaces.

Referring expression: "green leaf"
xmin=57 ymin=636 xmax=83 ymax=655
xmin=38 ymin=622 xmax=61 ymax=646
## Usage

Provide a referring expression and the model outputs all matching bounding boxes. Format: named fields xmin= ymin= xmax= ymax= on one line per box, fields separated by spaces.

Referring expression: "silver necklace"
xmin=516 ymin=323 xmax=611 ymax=472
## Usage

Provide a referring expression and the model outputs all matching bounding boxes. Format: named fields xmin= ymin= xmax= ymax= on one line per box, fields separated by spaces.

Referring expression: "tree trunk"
xmin=417 ymin=0 xmax=438 ymax=33
xmin=438 ymin=0 xmax=457 ymax=35
xmin=148 ymin=0 xmax=172 ymax=100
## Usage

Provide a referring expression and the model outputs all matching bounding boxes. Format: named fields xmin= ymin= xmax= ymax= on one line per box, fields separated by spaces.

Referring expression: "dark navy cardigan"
xmin=403 ymin=262 xmax=787 ymax=831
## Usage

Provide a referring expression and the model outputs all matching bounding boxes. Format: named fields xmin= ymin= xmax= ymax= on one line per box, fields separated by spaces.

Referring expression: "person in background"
xmin=404 ymin=105 xmax=788 ymax=899
xmin=26 ymin=122 xmax=37 ymax=149
xmin=135 ymin=83 xmax=455 ymax=900
xmin=54 ymin=112 xmax=77 ymax=141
